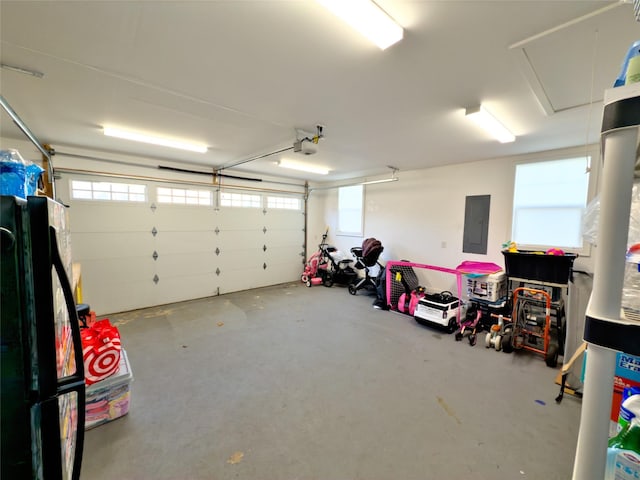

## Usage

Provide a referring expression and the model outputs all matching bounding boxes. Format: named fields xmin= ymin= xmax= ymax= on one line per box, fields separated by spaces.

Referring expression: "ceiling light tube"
xmin=316 ymin=0 xmax=403 ymax=50
xmin=278 ymin=159 xmax=329 ymax=175
xmin=103 ymin=126 xmax=208 ymax=153
xmin=465 ymin=105 xmax=516 ymax=143
xmin=361 ymin=177 xmax=398 ymax=185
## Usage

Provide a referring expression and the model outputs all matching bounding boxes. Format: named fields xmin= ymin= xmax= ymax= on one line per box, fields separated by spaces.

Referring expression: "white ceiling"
xmin=1 ymin=1 xmax=638 ymax=183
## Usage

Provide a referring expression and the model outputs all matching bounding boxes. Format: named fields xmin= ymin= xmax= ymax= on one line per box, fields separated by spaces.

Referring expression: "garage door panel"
xmin=216 ymin=249 xmax=264 ymax=270
xmin=218 ymin=267 xmax=264 ymax=294
xmin=156 ymin=253 xmax=216 ymax=277
xmin=152 ymin=206 xmax=217 ymax=230
xmin=257 ymin=263 xmax=301 ymax=287
xmin=72 ymin=231 xmax=151 ymax=259
xmin=218 ymin=230 xmax=263 ymax=251
xmin=264 ymin=246 xmax=304 ymax=265
xmin=91 ymin=280 xmax=157 ymax=316
xmin=63 ymin=173 xmax=304 ymax=312
xmin=81 ymin=257 xmax=155 ymax=285
xmin=264 ymin=232 xmax=305 ymax=250
xmin=218 ymin=208 xmax=264 ymax=228
xmin=264 ymin=210 xmax=304 ymax=229
xmin=151 ymin=273 xmax=219 ymax=305
xmin=69 ymin=202 xmax=153 ymax=232
xmin=154 ymin=231 xmax=217 ymax=254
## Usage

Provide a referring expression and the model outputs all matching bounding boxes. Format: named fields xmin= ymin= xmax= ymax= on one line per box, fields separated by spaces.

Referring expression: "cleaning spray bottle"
xmin=606 ymin=416 xmax=640 ymax=479
xmin=618 ymin=387 xmax=640 ymax=434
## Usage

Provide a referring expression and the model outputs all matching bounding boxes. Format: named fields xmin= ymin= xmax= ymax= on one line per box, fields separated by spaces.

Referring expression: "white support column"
xmin=572 ymin=100 xmax=639 ymax=478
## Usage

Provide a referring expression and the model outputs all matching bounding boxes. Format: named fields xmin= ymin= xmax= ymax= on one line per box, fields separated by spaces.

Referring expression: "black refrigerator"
xmin=1 ymin=195 xmax=85 ymax=479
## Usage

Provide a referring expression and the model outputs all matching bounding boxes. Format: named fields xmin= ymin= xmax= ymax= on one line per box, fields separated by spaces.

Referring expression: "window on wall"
xmin=220 ymin=191 xmax=261 ymax=208
xmin=70 ymin=180 xmax=146 ymax=202
xmin=512 ymin=157 xmax=591 ymax=250
xmin=157 ymin=187 xmax=212 ymax=206
xmin=267 ymin=196 xmax=301 ymax=210
xmin=337 ymin=185 xmax=364 ymax=236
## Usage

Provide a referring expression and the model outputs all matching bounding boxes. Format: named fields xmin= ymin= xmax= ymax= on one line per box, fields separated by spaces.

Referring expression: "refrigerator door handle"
xmin=49 ymin=226 xmax=85 ymax=388
xmin=48 ymin=227 xmax=85 ymax=480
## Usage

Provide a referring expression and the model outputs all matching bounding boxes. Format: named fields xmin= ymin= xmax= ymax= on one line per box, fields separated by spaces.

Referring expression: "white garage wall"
xmin=307 ymin=144 xmax=599 ymax=293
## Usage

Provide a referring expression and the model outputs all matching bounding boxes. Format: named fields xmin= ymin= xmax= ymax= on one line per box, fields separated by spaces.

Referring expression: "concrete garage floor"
xmin=81 ymin=282 xmax=582 ymax=479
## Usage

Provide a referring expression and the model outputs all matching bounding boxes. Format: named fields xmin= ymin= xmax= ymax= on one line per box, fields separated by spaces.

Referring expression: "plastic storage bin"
xmin=85 ymin=349 xmax=133 ymax=430
xmin=502 ymin=251 xmax=577 ymax=284
xmin=465 ymin=272 xmax=507 ymax=302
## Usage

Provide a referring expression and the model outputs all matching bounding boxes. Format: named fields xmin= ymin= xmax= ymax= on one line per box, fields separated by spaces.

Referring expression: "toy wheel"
xmin=301 ymin=274 xmax=309 ymax=283
xmin=495 ymin=335 xmax=502 ymax=351
xmin=469 ymin=334 xmax=477 ymax=346
xmin=348 ymin=284 xmax=357 ymax=295
xmin=485 ymin=333 xmax=492 ymax=348
xmin=323 ymin=275 xmax=334 ymax=287
xmin=501 ymin=333 xmax=514 ymax=353
xmin=455 ymin=332 xmax=463 ymax=341
xmin=545 ymin=343 xmax=559 ymax=368
xmin=447 ymin=318 xmax=457 ymax=334
xmin=305 ymin=279 xmax=312 ymax=287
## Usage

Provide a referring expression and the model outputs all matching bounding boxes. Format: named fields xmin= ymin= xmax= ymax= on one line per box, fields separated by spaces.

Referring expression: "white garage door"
xmin=57 ymin=173 xmax=305 ymax=315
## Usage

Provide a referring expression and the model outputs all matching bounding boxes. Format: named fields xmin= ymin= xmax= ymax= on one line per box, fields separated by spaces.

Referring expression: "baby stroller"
xmin=348 ymin=237 xmax=384 ymax=295
xmin=301 ymin=229 xmax=357 ymax=287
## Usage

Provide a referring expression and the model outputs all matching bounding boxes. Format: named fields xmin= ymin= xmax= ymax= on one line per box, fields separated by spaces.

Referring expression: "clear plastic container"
xmin=0 ymin=149 xmax=44 ymax=199
xmin=622 ymin=244 xmax=640 ymax=315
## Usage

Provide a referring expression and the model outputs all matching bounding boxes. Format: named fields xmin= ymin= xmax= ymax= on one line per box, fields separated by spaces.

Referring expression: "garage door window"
xmin=70 ymin=180 xmax=146 ymax=202
xmin=220 ymin=192 xmax=261 ymax=208
xmin=157 ymin=187 xmax=212 ymax=206
xmin=267 ymin=196 xmax=301 ymax=210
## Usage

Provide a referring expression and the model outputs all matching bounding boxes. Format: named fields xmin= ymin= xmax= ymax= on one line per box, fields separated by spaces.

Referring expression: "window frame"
xmin=510 ymin=147 xmax=600 ymax=256
xmin=219 ymin=191 xmax=262 ymax=208
xmin=157 ymin=186 xmax=213 ymax=206
xmin=69 ymin=179 xmax=147 ymax=203
xmin=337 ymin=184 xmax=364 ymax=237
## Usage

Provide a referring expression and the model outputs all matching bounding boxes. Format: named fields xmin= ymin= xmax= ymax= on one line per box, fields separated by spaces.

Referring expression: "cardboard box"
xmin=85 ymin=349 xmax=133 ymax=430
xmin=466 ymin=272 xmax=507 ymax=302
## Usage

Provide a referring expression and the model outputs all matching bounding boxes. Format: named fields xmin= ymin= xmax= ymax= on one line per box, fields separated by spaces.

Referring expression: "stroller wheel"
xmin=455 ymin=332 xmax=463 ymax=341
xmin=323 ymin=275 xmax=334 ymax=287
xmin=348 ymin=284 xmax=357 ymax=295
xmin=305 ymin=279 xmax=312 ymax=287
xmin=469 ymin=334 xmax=477 ymax=346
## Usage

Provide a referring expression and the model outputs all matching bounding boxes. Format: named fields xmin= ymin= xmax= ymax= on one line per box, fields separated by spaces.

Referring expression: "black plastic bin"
xmin=502 ymin=251 xmax=578 ymax=285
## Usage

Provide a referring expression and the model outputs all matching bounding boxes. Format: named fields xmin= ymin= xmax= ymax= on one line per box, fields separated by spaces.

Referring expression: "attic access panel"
xmin=514 ymin=4 xmax=638 ymax=114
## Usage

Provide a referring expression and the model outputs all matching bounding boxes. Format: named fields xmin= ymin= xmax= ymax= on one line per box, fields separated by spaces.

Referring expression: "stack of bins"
xmin=85 ymin=349 xmax=133 ymax=429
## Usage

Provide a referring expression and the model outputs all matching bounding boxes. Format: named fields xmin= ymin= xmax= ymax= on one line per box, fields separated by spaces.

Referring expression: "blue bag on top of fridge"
xmin=0 ymin=149 xmax=44 ymax=199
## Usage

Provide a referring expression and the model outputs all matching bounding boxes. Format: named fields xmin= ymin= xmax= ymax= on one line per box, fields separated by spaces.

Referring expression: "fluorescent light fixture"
xmin=316 ymin=0 xmax=403 ymax=50
xmin=103 ymin=126 xmax=208 ymax=153
xmin=361 ymin=177 xmax=398 ymax=185
xmin=361 ymin=166 xmax=398 ymax=185
xmin=278 ymin=159 xmax=329 ymax=175
xmin=465 ymin=105 xmax=516 ymax=143
xmin=1 ymin=63 xmax=44 ymax=78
